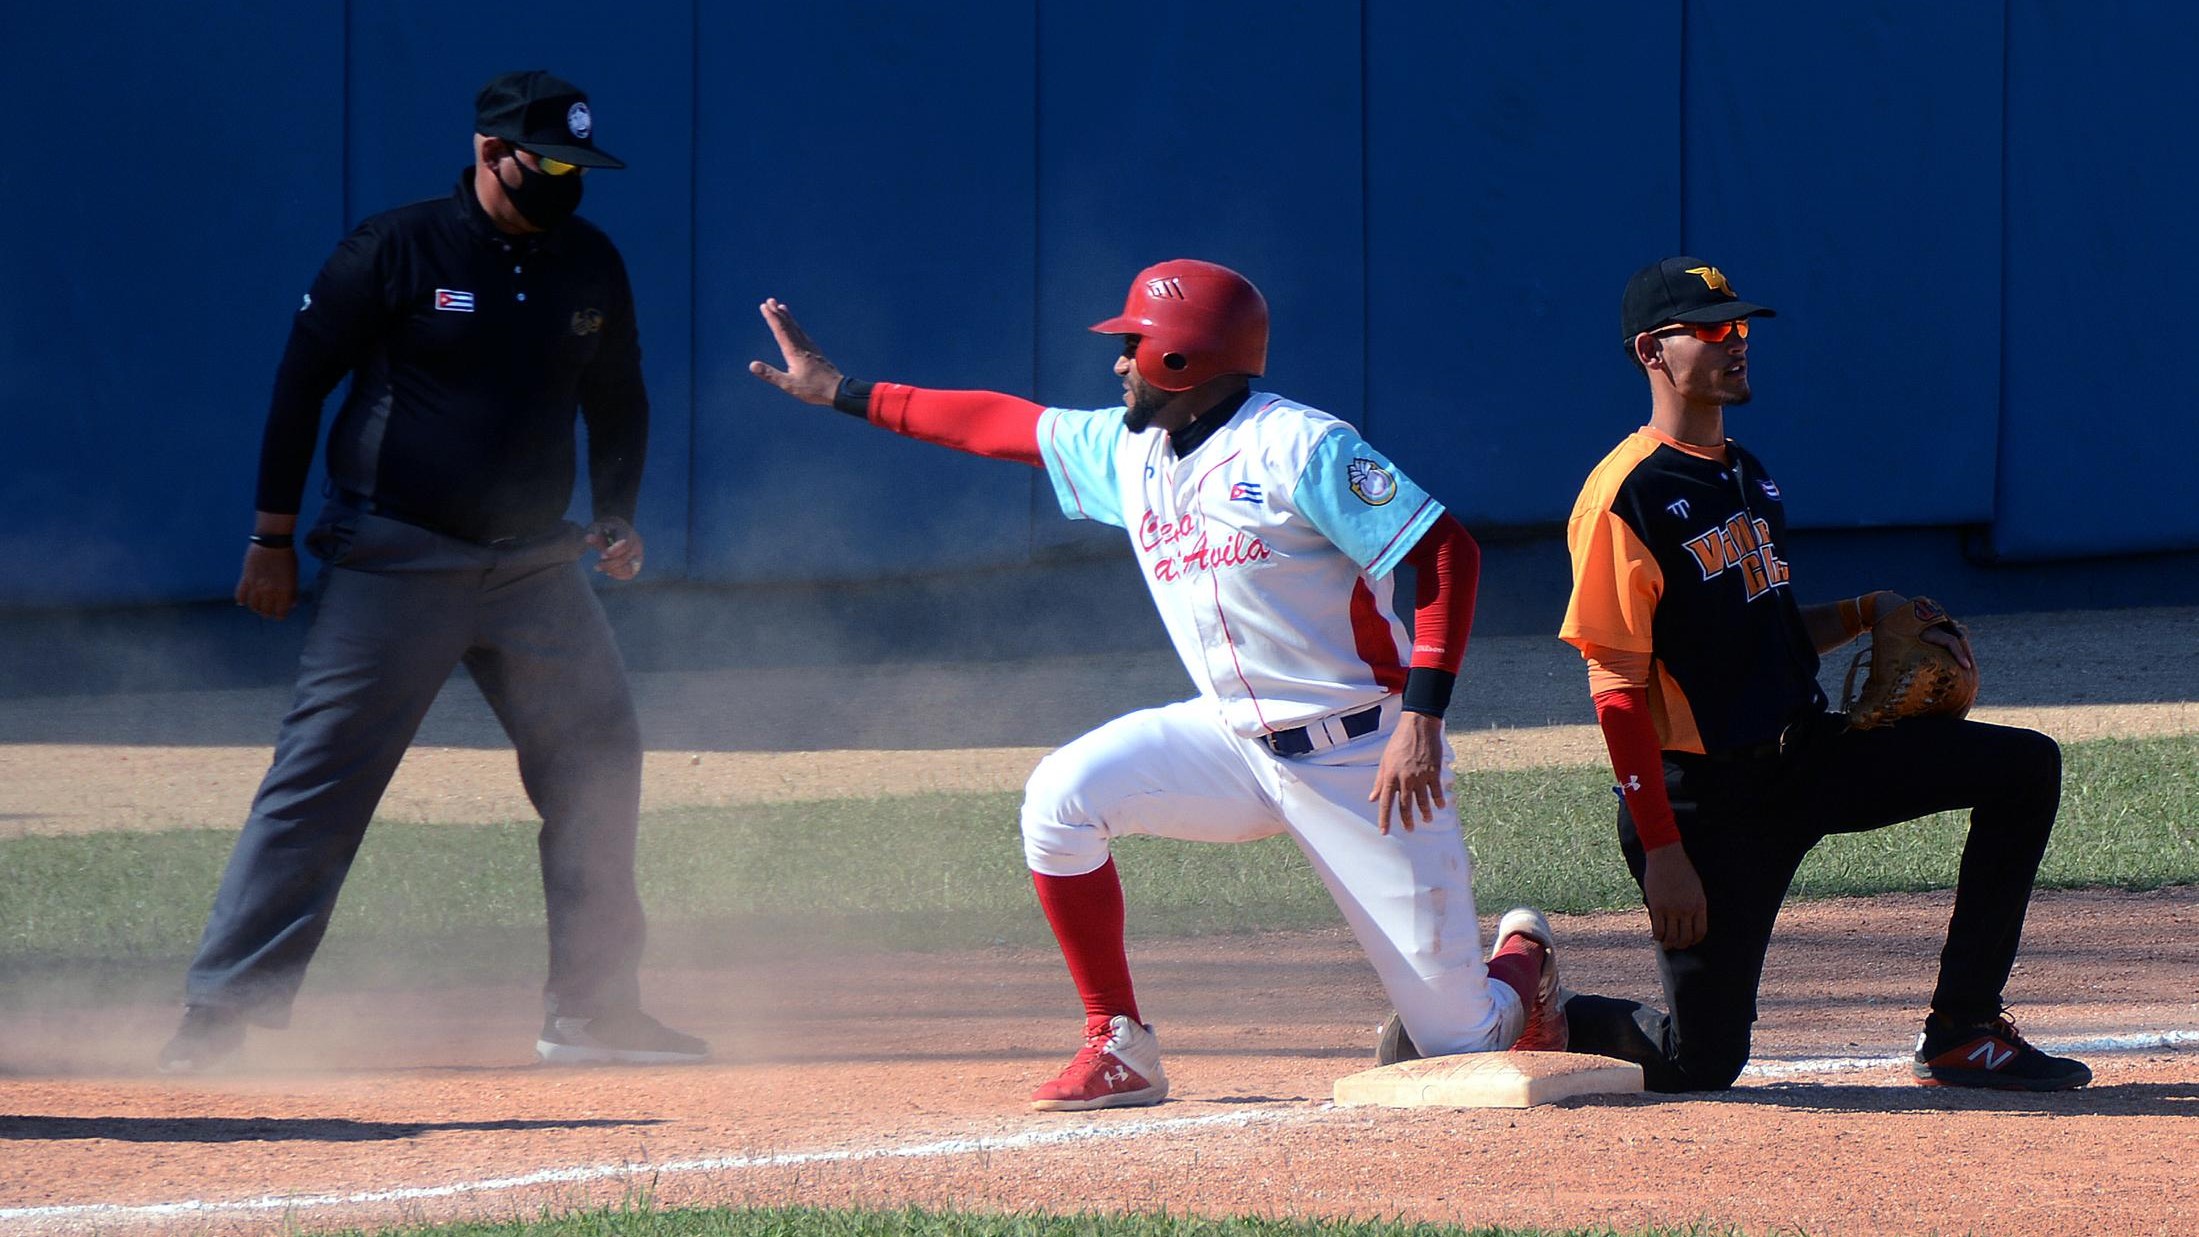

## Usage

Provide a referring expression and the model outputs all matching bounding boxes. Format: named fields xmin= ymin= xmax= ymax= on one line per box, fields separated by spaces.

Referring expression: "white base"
xmin=1334 ymin=1050 xmax=1644 ymax=1108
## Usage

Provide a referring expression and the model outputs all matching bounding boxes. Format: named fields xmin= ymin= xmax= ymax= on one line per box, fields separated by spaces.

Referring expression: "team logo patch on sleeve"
xmin=1347 ymin=458 xmax=1397 ymax=506
xmin=435 ymin=289 xmax=476 ymax=313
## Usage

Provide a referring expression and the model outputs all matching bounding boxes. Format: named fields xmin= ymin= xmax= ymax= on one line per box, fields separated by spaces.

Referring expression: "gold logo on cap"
xmin=1687 ymin=266 xmax=1735 ymax=296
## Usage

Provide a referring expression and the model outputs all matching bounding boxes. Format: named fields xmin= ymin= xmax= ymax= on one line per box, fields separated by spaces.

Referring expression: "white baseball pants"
xmin=1020 ymin=697 xmax=1523 ymax=1055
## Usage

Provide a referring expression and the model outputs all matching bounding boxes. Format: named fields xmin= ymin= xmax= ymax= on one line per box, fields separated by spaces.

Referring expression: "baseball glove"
xmin=1841 ymin=596 xmax=1978 ymax=730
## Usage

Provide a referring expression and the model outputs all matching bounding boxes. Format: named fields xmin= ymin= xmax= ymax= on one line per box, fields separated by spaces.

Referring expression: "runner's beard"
xmin=1122 ymin=386 xmax=1171 ymax=433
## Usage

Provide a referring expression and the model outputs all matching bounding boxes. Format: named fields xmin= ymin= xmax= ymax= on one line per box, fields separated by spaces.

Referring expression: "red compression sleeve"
xmin=867 ymin=383 xmax=1045 ymax=466
xmin=1404 ymin=513 xmax=1478 ymax=672
xmin=1398 ymin=514 xmax=1479 ymax=715
xmin=1593 ymin=687 xmax=1680 ymax=851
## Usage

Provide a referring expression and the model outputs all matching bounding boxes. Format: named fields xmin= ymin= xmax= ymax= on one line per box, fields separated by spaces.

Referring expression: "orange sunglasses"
xmin=1654 ymin=319 xmax=1750 ymax=343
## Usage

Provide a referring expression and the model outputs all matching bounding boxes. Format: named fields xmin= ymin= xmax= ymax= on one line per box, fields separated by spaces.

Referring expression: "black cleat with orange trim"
xmin=1912 ymin=1012 xmax=2091 ymax=1091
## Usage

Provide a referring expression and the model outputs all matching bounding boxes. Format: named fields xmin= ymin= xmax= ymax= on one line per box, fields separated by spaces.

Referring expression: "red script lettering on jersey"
xmin=1139 ymin=509 xmax=1271 ymax=583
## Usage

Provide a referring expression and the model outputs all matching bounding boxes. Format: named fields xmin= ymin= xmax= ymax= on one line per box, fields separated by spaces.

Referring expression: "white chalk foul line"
xmin=0 ymin=1107 xmax=1306 ymax=1228
xmin=1743 ymin=1028 xmax=2199 ymax=1080
xmin=9 ymin=1030 xmax=2194 ymax=1228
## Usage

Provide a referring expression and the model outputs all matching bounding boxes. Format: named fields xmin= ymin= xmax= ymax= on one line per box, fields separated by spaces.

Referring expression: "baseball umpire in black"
xmin=1552 ymin=257 xmax=2088 ymax=1092
xmin=160 ymin=70 xmax=705 ymax=1070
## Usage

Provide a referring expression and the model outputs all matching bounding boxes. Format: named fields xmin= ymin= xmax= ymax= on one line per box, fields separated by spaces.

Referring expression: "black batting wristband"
xmin=247 ymin=532 xmax=295 ymax=550
xmin=831 ymin=377 xmax=875 ymax=418
xmin=1401 ymin=667 xmax=1456 ymax=717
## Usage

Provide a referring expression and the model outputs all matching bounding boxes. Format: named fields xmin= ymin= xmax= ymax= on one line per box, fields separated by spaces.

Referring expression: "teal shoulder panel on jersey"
xmin=1037 ymin=407 xmax=1129 ymax=529
xmin=1293 ymin=424 xmax=1444 ymax=578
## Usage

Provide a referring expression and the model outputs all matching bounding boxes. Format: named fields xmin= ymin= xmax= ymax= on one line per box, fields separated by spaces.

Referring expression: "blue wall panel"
xmin=7 ymin=2 xmax=2199 ymax=611
xmin=689 ymin=0 xmax=1038 ymax=583
xmin=1366 ymin=1 xmax=1679 ymax=527
xmin=0 ymin=4 xmax=341 ymax=607
xmin=1680 ymin=4 xmax=2003 ymax=529
xmin=1993 ymin=3 xmax=2199 ymax=560
xmin=1030 ymin=0 xmax=1365 ymax=554
xmin=344 ymin=2 xmax=697 ymax=576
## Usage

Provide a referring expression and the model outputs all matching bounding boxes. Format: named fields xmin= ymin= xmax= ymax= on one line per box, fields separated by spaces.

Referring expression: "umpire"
xmin=159 ymin=70 xmax=704 ymax=1070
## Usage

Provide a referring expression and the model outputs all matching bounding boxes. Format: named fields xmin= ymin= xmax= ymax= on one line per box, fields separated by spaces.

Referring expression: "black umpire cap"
xmin=475 ymin=70 xmax=626 ymax=169
xmin=1621 ymin=256 xmax=1775 ymax=340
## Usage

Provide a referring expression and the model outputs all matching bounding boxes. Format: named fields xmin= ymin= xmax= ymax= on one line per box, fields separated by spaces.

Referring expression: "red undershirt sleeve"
xmin=1398 ymin=513 xmax=1478 ymax=716
xmin=1592 ymin=685 xmax=1681 ymax=851
xmin=864 ymin=382 xmax=1045 ymax=467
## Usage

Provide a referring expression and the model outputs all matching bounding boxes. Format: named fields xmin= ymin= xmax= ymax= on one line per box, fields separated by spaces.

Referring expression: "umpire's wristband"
xmin=1401 ymin=667 xmax=1456 ymax=717
xmin=831 ymin=377 xmax=875 ymax=418
xmin=247 ymin=532 xmax=295 ymax=550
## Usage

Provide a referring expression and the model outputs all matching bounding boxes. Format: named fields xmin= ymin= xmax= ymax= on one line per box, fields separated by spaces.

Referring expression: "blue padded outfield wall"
xmin=2 ymin=2 xmax=2194 ymax=607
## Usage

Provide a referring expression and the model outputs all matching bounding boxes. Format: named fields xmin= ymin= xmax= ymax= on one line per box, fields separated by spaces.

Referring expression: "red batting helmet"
xmin=1088 ymin=259 xmax=1269 ymax=392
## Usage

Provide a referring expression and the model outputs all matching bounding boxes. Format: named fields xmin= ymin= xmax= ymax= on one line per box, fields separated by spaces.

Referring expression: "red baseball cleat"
xmin=1029 ymin=1015 xmax=1169 ymax=1111
xmin=1491 ymin=906 xmax=1570 ymax=1052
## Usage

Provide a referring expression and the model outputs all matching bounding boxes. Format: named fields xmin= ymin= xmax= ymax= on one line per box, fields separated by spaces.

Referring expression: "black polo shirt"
xmin=255 ymin=170 xmax=648 ymax=544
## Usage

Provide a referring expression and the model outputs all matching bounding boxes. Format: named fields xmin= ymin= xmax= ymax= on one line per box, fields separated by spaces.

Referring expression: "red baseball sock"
xmin=1031 ymin=858 xmax=1140 ymax=1033
xmin=1485 ymin=937 xmax=1545 ymax=1009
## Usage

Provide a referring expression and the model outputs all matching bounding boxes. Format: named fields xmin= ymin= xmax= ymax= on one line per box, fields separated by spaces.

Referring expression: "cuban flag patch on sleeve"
xmin=435 ymin=288 xmax=476 ymax=313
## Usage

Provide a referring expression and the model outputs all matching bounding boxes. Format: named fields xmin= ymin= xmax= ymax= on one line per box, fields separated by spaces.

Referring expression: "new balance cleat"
xmin=1029 ymin=1014 xmax=1168 ymax=1111
xmin=1913 ymin=1012 xmax=2091 ymax=1091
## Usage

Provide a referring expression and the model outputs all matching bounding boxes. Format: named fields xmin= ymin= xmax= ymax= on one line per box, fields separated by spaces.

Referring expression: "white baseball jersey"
xmin=1036 ymin=391 xmax=1445 ymax=737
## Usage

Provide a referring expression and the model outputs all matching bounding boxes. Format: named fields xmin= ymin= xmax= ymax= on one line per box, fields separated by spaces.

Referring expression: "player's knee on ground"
xmin=1668 ymin=1036 xmax=1751 ymax=1092
xmin=1019 ymin=750 xmax=1112 ymax=876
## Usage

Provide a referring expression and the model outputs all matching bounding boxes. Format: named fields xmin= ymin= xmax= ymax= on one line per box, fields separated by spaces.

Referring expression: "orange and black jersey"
xmin=1561 ymin=428 xmax=1825 ymax=755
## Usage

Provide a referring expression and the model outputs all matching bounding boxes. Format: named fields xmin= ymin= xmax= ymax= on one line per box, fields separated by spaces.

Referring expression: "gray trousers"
xmin=184 ymin=508 xmax=646 ymax=1022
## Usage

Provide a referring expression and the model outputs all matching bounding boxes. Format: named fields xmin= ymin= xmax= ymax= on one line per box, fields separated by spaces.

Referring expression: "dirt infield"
xmin=4 ymin=891 xmax=2193 ymax=1236
xmin=1 ymin=607 xmax=2196 ymax=1235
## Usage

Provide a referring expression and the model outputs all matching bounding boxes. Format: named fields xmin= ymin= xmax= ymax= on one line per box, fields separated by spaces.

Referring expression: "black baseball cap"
xmin=474 ymin=70 xmax=626 ymax=170
xmin=1620 ymin=256 xmax=1775 ymax=340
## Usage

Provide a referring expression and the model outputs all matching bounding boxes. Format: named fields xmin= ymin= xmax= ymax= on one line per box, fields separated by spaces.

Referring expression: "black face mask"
xmin=497 ymin=153 xmax=584 ymax=229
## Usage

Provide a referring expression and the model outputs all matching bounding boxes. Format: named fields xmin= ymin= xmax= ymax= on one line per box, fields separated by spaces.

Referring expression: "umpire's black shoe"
xmin=157 ymin=1004 xmax=247 ymax=1074
xmin=536 ymin=1009 xmax=709 ymax=1065
xmin=1912 ymin=1012 xmax=2091 ymax=1091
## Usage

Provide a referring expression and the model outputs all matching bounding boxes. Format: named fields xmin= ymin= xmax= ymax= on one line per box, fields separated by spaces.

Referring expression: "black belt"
xmin=1263 ymin=705 xmax=1383 ymax=757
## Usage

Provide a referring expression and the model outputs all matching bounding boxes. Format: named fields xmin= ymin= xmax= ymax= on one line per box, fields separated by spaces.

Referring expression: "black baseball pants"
xmin=1564 ymin=710 xmax=2061 ymax=1092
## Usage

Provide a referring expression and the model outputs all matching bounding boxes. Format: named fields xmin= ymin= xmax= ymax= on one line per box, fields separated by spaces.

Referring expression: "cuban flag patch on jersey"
xmin=1228 ymin=481 xmax=1264 ymax=505
xmin=435 ymin=288 xmax=476 ymax=313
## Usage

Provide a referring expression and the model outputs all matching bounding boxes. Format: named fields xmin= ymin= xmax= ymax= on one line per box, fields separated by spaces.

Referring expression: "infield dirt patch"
xmin=3 ymin=890 xmax=2193 ymax=1237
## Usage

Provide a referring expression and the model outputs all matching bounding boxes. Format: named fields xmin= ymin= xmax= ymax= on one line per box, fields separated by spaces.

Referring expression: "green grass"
xmin=318 ymin=1204 xmax=1760 ymax=1237
xmin=3 ymin=735 xmax=2194 ymax=974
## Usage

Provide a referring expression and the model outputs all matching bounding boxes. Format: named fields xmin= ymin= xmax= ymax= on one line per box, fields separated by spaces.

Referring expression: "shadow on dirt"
xmin=1707 ymin=1079 xmax=2198 ymax=1117
xmin=0 ymin=1114 xmax=663 ymax=1143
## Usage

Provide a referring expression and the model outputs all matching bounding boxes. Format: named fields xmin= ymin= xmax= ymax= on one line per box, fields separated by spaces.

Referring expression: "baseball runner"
xmin=749 ymin=260 xmax=1567 ymax=1110
xmin=159 ymin=71 xmax=704 ymax=1072
xmin=1552 ymin=256 xmax=2088 ymax=1092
